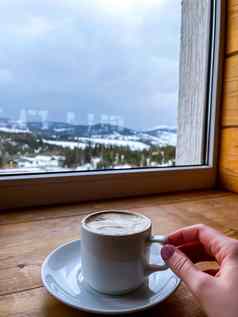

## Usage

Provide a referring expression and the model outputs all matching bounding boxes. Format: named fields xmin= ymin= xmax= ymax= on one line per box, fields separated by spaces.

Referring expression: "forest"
xmin=0 ymin=131 xmax=176 ymax=170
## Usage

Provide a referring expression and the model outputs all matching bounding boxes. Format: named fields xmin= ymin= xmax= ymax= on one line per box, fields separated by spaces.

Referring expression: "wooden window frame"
xmin=0 ymin=0 xmax=225 ymax=209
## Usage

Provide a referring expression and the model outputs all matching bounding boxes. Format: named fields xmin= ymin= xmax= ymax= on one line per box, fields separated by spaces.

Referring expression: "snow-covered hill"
xmin=0 ymin=119 xmax=177 ymax=148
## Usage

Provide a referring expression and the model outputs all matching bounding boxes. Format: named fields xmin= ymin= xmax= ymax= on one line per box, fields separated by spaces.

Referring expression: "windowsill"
xmin=0 ymin=165 xmax=216 ymax=209
xmin=0 ymin=189 xmax=236 ymax=316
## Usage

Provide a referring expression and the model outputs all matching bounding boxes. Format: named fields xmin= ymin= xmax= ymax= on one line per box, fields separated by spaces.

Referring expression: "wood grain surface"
xmin=0 ymin=190 xmax=237 ymax=317
xmin=227 ymin=0 xmax=238 ymax=55
xmin=221 ymin=55 xmax=238 ymax=127
xmin=176 ymin=0 xmax=210 ymax=165
xmin=220 ymin=128 xmax=238 ymax=192
xmin=219 ymin=0 xmax=238 ymax=192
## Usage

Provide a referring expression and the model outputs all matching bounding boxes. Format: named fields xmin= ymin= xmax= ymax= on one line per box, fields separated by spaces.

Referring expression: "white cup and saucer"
xmin=41 ymin=210 xmax=180 ymax=314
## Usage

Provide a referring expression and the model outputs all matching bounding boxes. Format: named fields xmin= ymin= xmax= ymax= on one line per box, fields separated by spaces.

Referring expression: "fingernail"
xmin=161 ymin=244 xmax=176 ymax=261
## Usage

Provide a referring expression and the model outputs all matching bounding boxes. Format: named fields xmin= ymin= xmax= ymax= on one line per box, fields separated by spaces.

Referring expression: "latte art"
xmin=85 ymin=212 xmax=150 ymax=235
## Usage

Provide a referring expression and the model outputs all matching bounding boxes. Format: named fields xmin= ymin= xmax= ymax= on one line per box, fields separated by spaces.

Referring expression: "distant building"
xmin=17 ymin=155 xmax=64 ymax=169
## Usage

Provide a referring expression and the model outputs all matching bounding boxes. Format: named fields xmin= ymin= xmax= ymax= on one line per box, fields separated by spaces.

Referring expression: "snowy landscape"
xmin=0 ymin=118 xmax=176 ymax=173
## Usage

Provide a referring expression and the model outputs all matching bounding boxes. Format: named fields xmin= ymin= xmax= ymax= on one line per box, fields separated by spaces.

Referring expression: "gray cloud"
xmin=0 ymin=0 xmax=181 ymax=130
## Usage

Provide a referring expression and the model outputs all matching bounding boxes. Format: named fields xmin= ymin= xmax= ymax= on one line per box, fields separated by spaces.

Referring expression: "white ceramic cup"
xmin=80 ymin=210 xmax=168 ymax=295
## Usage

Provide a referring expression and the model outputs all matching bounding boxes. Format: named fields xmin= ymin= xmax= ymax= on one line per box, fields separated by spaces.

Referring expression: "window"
xmin=0 ymin=0 xmax=224 ymax=208
xmin=0 ymin=0 xmax=181 ymax=174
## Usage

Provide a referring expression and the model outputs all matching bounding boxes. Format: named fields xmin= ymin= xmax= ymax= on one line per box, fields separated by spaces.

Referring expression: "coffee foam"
xmin=85 ymin=212 xmax=150 ymax=235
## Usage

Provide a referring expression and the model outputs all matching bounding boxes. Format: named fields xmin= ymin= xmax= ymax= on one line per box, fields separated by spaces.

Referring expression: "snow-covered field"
xmin=82 ymin=132 xmax=177 ymax=147
xmin=0 ymin=127 xmax=30 ymax=134
xmin=0 ymin=166 xmax=69 ymax=174
xmin=0 ymin=164 xmax=135 ymax=174
xmin=152 ymin=132 xmax=177 ymax=147
xmin=79 ymin=137 xmax=150 ymax=150
xmin=43 ymin=139 xmax=87 ymax=150
xmin=43 ymin=138 xmax=150 ymax=151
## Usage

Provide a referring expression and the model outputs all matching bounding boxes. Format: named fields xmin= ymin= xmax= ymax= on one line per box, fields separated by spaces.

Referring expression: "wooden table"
xmin=1 ymin=189 xmax=238 ymax=317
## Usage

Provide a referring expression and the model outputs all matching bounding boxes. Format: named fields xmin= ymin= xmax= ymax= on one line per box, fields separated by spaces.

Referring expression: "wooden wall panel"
xmin=227 ymin=0 xmax=238 ymax=55
xmin=219 ymin=0 xmax=238 ymax=192
xmin=220 ymin=128 xmax=238 ymax=192
xmin=221 ymin=55 xmax=238 ymax=127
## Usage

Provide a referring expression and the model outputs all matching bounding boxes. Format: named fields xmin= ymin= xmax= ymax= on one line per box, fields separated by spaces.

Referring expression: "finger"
xmin=167 ymin=224 xmax=230 ymax=263
xmin=161 ymin=244 xmax=213 ymax=297
xmin=178 ymin=242 xmax=215 ymax=263
xmin=168 ymin=224 xmax=227 ymax=246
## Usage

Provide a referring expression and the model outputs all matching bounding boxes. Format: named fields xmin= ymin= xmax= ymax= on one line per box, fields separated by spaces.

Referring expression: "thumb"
xmin=161 ymin=244 xmax=209 ymax=295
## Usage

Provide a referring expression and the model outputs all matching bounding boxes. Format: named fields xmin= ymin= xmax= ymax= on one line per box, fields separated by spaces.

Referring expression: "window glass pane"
xmin=0 ymin=0 xmax=210 ymax=174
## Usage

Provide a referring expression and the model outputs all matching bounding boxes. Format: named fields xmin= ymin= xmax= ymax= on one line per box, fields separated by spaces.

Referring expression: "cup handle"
xmin=144 ymin=235 xmax=169 ymax=274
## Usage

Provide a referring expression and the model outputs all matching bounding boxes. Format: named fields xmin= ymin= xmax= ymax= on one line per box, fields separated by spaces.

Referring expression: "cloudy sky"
xmin=0 ymin=0 xmax=181 ymax=130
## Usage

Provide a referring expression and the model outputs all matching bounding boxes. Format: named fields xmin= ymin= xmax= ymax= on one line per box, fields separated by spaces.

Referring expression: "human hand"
xmin=161 ymin=224 xmax=238 ymax=317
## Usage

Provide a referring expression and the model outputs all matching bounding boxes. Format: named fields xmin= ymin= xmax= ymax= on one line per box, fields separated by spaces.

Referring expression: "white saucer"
xmin=41 ymin=240 xmax=180 ymax=315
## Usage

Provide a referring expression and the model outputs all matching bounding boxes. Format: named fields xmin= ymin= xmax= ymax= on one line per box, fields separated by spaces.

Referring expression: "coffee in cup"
xmin=84 ymin=211 xmax=150 ymax=235
xmin=80 ymin=210 xmax=168 ymax=295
